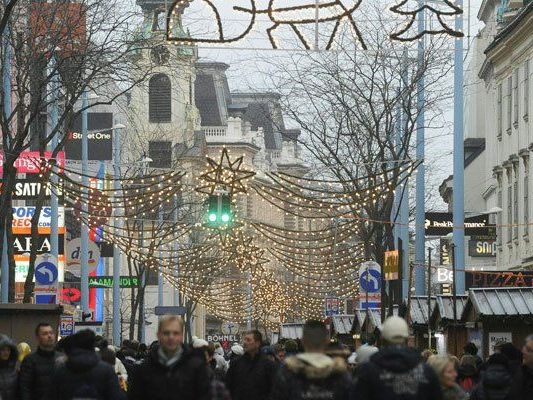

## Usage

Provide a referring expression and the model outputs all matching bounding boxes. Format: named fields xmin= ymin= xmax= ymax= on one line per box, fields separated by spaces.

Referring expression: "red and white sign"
xmin=0 ymin=151 xmax=65 ymax=174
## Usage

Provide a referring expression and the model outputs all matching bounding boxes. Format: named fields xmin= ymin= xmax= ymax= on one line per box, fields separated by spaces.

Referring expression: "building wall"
xmin=482 ymin=7 xmax=533 ymax=269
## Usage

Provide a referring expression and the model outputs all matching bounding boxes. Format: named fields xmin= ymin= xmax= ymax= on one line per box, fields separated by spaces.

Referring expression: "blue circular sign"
xmin=360 ymin=270 xmax=381 ymax=293
xmin=35 ymin=261 xmax=58 ymax=285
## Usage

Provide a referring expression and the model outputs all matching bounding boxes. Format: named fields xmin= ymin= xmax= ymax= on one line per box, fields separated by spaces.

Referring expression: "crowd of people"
xmin=0 ymin=315 xmax=532 ymax=400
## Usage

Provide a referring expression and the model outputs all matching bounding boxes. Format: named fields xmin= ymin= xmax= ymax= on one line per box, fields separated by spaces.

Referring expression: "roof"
xmin=364 ymin=306 xmax=399 ymax=331
xmin=280 ymin=323 xmax=304 ymax=339
xmin=332 ymin=315 xmax=354 ymax=335
xmin=485 ymin=1 xmax=533 ymax=54
xmin=409 ymin=296 xmax=437 ymax=325
xmin=0 ymin=304 xmax=63 ymax=314
xmin=464 ymin=287 xmax=533 ymax=318
xmin=464 ymin=138 xmax=486 ymax=168
xmin=433 ymin=295 xmax=468 ymax=322
xmin=195 ymin=74 xmax=223 ymax=126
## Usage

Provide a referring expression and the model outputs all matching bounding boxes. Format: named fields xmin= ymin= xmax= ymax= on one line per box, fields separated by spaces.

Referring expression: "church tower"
xmin=127 ymin=0 xmax=199 ymax=166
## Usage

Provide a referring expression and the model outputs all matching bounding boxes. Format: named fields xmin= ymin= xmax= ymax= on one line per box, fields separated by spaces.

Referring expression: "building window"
xmin=497 ymin=189 xmax=502 ymax=247
xmin=149 ymin=74 xmax=171 ymax=123
xmin=513 ymin=69 xmax=519 ymax=127
xmin=507 ymin=75 xmax=513 ymax=133
xmin=497 ymin=83 xmax=503 ymax=139
xmin=508 ymin=185 xmax=512 ymax=243
xmin=148 ymin=140 xmax=172 ymax=168
xmin=524 ymin=174 xmax=529 ymax=237
xmin=525 ymin=60 xmax=530 ymax=121
xmin=514 ymin=179 xmax=518 ymax=240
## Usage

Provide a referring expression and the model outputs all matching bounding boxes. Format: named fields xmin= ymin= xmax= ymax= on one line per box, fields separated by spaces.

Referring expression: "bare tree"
xmin=258 ymin=2 xmax=452 ymax=302
xmin=0 ymin=0 xmax=160 ymax=301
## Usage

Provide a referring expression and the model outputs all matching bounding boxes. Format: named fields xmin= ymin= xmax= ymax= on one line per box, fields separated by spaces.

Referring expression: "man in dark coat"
xmin=226 ymin=330 xmax=276 ymax=400
xmin=470 ymin=353 xmax=517 ymax=400
xmin=511 ymin=334 xmax=533 ymax=400
xmin=128 ymin=315 xmax=210 ymax=400
xmin=19 ymin=323 xmax=62 ymax=400
xmin=270 ymin=320 xmax=352 ymax=400
xmin=351 ymin=316 xmax=442 ymax=400
xmin=0 ymin=335 xmax=19 ymax=400
xmin=46 ymin=329 xmax=124 ymax=400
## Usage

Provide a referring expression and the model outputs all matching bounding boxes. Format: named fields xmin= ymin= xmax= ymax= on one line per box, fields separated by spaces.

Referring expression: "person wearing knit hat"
xmin=351 ymin=316 xmax=442 ymax=400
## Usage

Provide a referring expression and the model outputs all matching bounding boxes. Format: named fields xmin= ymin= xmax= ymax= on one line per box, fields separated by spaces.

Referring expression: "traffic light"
xmin=206 ymin=194 xmax=233 ymax=227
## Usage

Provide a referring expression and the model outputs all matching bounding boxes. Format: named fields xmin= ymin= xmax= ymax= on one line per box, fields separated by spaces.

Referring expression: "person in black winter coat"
xmin=128 ymin=315 xmax=210 ymax=400
xmin=19 ymin=323 xmax=62 ymax=400
xmin=510 ymin=334 xmax=533 ymax=400
xmin=0 ymin=335 xmax=19 ymax=400
xmin=226 ymin=330 xmax=276 ymax=400
xmin=270 ymin=320 xmax=352 ymax=400
xmin=351 ymin=316 xmax=442 ymax=400
xmin=469 ymin=353 xmax=517 ymax=400
xmin=46 ymin=329 xmax=124 ymax=400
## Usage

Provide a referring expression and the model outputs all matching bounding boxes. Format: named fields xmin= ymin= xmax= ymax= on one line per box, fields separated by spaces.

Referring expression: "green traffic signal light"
xmin=206 ymin=194 xmax=233 ymax=227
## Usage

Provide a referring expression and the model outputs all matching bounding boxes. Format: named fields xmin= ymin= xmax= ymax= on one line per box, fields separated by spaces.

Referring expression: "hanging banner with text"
xmin=468 ymin=239 xmax=496 ymax=257
xmin=425 ymin=212 xmax=495 ymax=237
xmin=66 ymin=113 xmax=113 ymax=160
xmin=12 ymin=233 xmax=65 ymax=255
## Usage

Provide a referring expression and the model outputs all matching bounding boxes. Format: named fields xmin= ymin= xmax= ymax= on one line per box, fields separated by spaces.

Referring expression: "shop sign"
xmin=468 ymin=239 xmax=496 ymax=257
xmin=88 ymin=276 xmax=139 ymax=288
xmin=488 ymin=332 xmax=512 ymax=355
xmin=425 ymin=212 xmax=495 ymax=237
xmin=465 ymin=271 xmax=533 ymax=289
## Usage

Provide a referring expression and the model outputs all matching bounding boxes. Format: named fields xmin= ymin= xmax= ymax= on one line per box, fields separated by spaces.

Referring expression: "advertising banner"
xmin=384 ymin=250 xmax=399 ymax=280
xmin=12 ymin=206 xmax=65 ymax=234
xmin=12 ymin=233 xmax=64 ymax=255
xmin=440 ymin=238 xmax=451 ymax=265
xmin=325 ymin=297 xmax=340 ymax=317
xmin=2 ymin=176 xmax=63 ymax=200
xmin=66 ymin=113 xmax=113 ymax=160
xmin=425 ymin=212 xmax=495 ymax=237
xmin=0 ymin=151 xmax=65 ymax=174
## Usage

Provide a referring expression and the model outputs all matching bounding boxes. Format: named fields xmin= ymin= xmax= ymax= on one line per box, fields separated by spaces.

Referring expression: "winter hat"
xmin=17 ymin=342 xmax=31 ymax=363
xmin=380 ymin=316 xmax=409 ymax=344
xmin=356 ymin=344 xmax=379 ymax=363
xmin=192 ymin=338 xmax=209 ymax=349
xmin=231 ymin=344 xmax=244 ymax=356
xmin=63 ymin=329 xmax=96 ymax=354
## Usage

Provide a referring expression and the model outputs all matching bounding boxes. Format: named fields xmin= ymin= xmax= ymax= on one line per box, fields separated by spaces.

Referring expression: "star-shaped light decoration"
xmin=196 ymin=148 xmax=255 ymax=197
xmin=222 ymin=231 xmax=269 ymax=273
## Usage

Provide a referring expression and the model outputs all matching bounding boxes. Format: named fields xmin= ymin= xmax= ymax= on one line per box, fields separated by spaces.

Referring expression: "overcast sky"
xmin=183 ymin=0 xmax=487 ymax=211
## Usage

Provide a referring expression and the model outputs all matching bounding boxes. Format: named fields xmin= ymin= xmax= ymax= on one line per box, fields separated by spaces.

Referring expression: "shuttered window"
xmin=149 ymin=74 xmax=171 ymax=123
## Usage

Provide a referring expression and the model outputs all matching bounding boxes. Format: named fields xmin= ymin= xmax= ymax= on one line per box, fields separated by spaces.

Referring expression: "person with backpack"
xmin=457 ymin=355 xmax=480 ymax=395
xmin=46 ymin=329 xmax=124 ymax=400
xmin=270 ymin=320 xmax=352 ymax=400
xmin=470 ymin=353 xmax=518 ymax=400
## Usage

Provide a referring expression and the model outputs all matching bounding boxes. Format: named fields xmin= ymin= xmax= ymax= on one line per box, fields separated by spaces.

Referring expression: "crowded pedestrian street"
xmin=1 ymin=0 xmax=533 ymax=399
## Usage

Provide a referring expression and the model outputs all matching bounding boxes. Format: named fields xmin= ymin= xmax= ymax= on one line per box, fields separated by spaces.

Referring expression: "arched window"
xmin=149 ymin=73 xmax=171 ymax=123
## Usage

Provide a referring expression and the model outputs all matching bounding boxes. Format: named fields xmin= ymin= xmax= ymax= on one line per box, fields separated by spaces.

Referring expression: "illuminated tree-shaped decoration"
xmin=390 ymin=0 xmax=464 ymax=42
xmin=196 ymin=148 xmax=255 ymax=197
